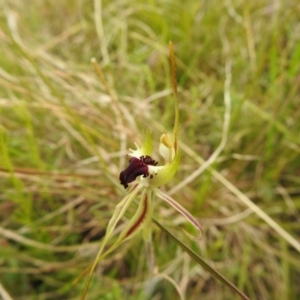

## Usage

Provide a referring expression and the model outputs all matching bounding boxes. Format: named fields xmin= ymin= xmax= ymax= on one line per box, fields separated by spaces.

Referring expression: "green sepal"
xmin=117 ymin=188 xmax=151 ymax=243
xmin=142 ymin=190 xmax=154 ymax=242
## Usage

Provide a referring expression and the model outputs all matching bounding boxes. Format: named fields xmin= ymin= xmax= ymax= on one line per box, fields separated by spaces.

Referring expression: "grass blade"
xmin=153 ymin=217 xmax=250 ymax=300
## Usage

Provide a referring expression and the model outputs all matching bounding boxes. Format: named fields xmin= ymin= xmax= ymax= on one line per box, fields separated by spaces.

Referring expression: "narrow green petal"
xmin=96 ymin=188 xmax=152 ymax=262
xmin=142 ymin=190 xmax=154 ymax=242
xmin=106 ymin=183 xmax=142 ymax=235
xmin=155 ymin=188 xmax=202 ymax=235
xmin=80 ymin=184 xmax=142 ymax=300
xmin=118 ymin=188 xmax=151 ymax=243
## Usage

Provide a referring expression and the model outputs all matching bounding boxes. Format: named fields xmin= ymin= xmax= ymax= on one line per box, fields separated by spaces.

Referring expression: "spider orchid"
xmin=80 ymin=42 xmax=202 ymax=299
xmin=117 ymin=131 xmax=202 ymax=243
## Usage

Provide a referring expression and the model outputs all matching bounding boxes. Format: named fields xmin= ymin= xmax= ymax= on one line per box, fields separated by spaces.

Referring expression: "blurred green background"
xmin=0 ymin=0 xmax=300 ymax=299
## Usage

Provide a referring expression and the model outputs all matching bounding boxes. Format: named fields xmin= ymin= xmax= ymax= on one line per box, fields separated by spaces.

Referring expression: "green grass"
xmin=0 ymin=0 xmax=300 ymax=299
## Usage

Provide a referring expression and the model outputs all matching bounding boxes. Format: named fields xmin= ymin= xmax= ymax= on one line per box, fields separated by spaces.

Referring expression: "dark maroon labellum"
xmin=119 ymin=156 xmax=157 ymax=189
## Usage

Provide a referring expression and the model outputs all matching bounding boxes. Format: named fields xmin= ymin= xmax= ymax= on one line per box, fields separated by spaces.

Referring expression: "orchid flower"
xmin=80 ymin=42 xmax=202 ymax=299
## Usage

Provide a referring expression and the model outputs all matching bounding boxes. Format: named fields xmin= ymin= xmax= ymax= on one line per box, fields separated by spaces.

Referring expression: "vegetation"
xmin=0 ymin=1 xmax=299 ymax=299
